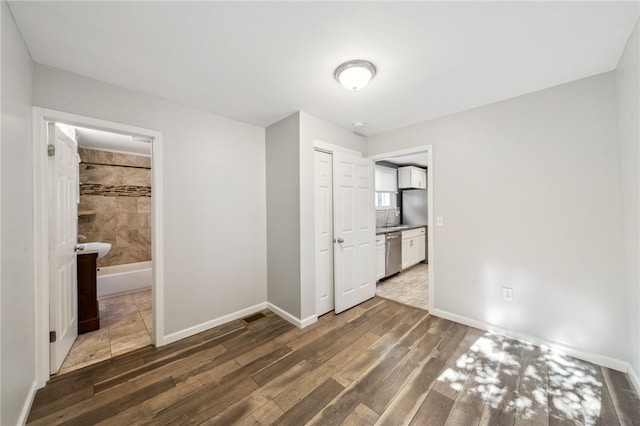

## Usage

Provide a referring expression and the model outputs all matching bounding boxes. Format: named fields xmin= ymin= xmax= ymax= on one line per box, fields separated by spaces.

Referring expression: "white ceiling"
xmin=8 ymin=1 xmax=639 ymax=136
xmin=76 ymin=127 xmax=151 ymax=157
xmin=380 ymin=153 xmax=428 ymax=168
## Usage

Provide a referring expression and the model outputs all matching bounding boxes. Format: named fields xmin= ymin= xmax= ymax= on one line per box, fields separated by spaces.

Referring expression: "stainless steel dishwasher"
xmin=384 ymin=231 xmax=402 ymax=278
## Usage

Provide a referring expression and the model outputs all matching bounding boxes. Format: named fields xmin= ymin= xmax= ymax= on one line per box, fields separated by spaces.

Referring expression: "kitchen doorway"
xmin=369 ymin=146 xmax=434 ymax=312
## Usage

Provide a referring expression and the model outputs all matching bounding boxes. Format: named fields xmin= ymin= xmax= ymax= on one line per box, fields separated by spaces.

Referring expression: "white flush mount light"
xmin=334 ymin=60 xmax=376 ymax=91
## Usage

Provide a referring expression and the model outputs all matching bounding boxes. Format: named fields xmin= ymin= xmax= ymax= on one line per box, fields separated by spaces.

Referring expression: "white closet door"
xmin=315 ymin=151 xmax=334 ymax=315
xmin=332 ymin=152 xmax=376 ymax=314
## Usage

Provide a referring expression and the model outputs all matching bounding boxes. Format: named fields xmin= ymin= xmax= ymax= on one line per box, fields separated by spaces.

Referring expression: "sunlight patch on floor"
xmin=434 ymin=331 xmax=608 ymax=423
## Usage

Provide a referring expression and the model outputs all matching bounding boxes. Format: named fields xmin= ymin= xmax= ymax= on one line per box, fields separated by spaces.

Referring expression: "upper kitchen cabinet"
xmin=375 ymin=165 xmax=398 ymax=192
xmin=398 ymin=166 xmax=426 ymax=189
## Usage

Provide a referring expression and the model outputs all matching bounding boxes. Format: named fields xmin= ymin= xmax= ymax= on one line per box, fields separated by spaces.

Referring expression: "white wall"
xmin=616 ymin=19 xmax=640 ymax=380
xmin=265 ymin=111 xmax=366 ymax=323
xmin=265 ymin=113 xmax=301 ymax=318
xmin=34 ymin=65 xmax=267 ymax=336
xmin=1 ymin=1 xmax=36 ymax=423
xmin=369 ymin=72 xmax=627 ymax=362
xmin=299 ymin=112 xmax=367 ymax=320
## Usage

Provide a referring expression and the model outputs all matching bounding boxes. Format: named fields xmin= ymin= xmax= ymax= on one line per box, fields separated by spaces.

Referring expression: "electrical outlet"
xmin=436 ymin=216 xmax=444 ymax=226
xmin=502 ymin=287 xmax=513 ymax=301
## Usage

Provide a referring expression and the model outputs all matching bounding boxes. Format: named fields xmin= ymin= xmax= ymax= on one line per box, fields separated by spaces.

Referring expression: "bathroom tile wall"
xmin=78 ymin=148 xmax=151 ymax=267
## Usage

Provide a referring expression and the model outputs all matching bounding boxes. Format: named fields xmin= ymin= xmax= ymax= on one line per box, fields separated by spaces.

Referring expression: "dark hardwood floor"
xmin=28 ymin=297 xmax=640 ymax=425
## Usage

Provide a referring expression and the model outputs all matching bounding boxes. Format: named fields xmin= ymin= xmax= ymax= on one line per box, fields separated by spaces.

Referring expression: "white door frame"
xmin=32 ymin=107 xmax=165 ymax=387
xmin=368 ymin=145 xmax=434 ymax=311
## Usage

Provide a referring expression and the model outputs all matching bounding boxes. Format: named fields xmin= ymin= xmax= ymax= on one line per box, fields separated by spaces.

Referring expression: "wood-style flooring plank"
xmin=252 ymin=301 xmax=390 ymax=387
xmin=235 ymin=400 xmax=284 ymax=426
xmin=205 ymin=361 xmax=315 ymax=425
xmin=342 ymin=403 xmax=380 ymax=425
xmin=431 ymin=327 xmax=486 ymax=400
xmin=94 ymin=340 xmax=229 ymax=394
xmin=602 ymin=367 xmax=640 ymax=425
xmin=479 ymin=338 xmax=526 ymax=425
xmin=547 ymin=352 xmax=620 ymax=425
xmin=410 ymin=389 xmax=455 ymax=426
xmin=374 ymin=356 xmax=446 ymax=425
xmin=272 ymin=377 xmax=344 ymax=425
xmin=362 ymin=332 xmax=441 ymax=415
xmin=26 ymin=297 xmax=640 ymax=426
xmin=272 ymin=332 xmax=380 ymax=412
xmin=309 ymin=345 xmax=410 ymax=425
xmin=151 ymin=346 xmax=291 ymax=424
xmin=514 ymin=344 xmax=549 ymax=426
xmin=67 ymin=377 xmax=174 ymax=426
xmin=95 ymin=358 xmax=242 ymax=425
xmin=444 ymin=333 xmax=505 ymax=426
xmin=333 ymin=321 xmax=412 ymax=386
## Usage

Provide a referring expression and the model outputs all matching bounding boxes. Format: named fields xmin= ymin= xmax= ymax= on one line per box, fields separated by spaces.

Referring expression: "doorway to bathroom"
xmin=32 ymin=108 xmax=164 ymax=385
xmin=65 ymin=125 xmax=154 ymax=374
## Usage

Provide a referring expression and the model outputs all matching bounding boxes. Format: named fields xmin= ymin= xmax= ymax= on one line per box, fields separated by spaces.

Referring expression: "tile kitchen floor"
xmin=376 ymin=263 xmax=428 ymax=310
xmin=56 ymin=289 xmax=152 ymax=375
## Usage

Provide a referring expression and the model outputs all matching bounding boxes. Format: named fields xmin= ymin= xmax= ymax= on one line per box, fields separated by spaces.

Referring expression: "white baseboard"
xmin=628 ymin=364 xmax=640 ymax=396
xmin=300 ymin=314 xmax=318 ymax=328
xmin=430 ymin=308 xmax=629 ymax=372
xmin=161 ymin=302 xmax=268 ymax=346
xmin=267 ymin=302 xmax=317 ymax=329
xmin=18 ymin=380 xmax=38 ymax=425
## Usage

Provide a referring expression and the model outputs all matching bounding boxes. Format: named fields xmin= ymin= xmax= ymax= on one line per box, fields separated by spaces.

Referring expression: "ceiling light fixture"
xmin=334 ymin=60 xmax=376 ymax=92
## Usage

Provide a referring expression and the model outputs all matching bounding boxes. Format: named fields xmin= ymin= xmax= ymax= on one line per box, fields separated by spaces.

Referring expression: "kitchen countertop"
xmin=376 ymin=224 xmax=427 ymax=235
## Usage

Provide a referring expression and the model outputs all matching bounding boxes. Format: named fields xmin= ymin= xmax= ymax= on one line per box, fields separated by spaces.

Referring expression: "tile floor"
xmin=57 ymin=289 xmax=152 ymax=375
xmin=376 ymin=263 xmax=428 ymax=310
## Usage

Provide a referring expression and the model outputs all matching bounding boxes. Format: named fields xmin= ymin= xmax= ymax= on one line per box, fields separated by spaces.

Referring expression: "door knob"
xmin=334 ymin=237 xmax=344 ymax=244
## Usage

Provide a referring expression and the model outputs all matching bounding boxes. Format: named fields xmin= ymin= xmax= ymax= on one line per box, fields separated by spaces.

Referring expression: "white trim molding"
xmin=17 ymin=381 xmax=37 ymax=425
xmin=368 ymin=145 xmax=432 ymax=162
xmin=32 ymin=107 xmax=164 ymax=387
xmin=431 ymin=308 xmax=630 ymax=373
xmin=162 ymin=302 xmax=268 ymax=346
xmin=268 ymin=303 xmax=318 ymax=328
xmin=313 ymin=139 xmax=362 ymax=157
xmin=628 ymin=364 xmax=640 ymax=396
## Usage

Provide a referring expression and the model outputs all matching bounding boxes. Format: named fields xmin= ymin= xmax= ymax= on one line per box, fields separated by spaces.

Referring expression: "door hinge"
xmin=47 ymin=144 xmax=56 ymax=157
xmin=49 ymin=331 xmax=56 ymax=343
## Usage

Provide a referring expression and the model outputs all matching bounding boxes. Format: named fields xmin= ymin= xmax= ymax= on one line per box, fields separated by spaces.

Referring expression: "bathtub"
xmin=97 ymin=260 xmax=153 ymax=299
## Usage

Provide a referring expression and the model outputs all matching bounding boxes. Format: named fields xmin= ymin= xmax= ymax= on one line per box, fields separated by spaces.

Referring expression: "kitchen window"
xmin=375 ymin=192 xmax=397 ymax=209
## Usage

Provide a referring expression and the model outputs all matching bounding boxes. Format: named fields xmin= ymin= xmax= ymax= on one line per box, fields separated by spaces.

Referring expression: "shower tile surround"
xmin=78 ymin=148 xmax=151 ymax=267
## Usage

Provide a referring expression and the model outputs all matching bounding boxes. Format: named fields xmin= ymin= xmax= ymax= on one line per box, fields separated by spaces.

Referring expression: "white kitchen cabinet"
xmin=401 ymin=237 xmax=413 ymax=270
xmin=401 ymin=227 xmax=426 ymax=270
xmin=376 ymin=234 xmax=386 ymax=281
xmin=417 ymin=234 xmax=426 ymax=262
xmin=375 ymin=166 xmax=398 ymax=192
xmin=398 ymin=166 xmax=426 ymax=189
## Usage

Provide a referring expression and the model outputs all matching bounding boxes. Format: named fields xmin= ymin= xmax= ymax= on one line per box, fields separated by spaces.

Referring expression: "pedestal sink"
xmin=77 ymin=242 xmax=112 ymax=259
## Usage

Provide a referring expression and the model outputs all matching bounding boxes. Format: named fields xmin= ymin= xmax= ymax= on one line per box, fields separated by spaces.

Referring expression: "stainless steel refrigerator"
xmin=402 ymin=189 xmax=428 ymax=262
